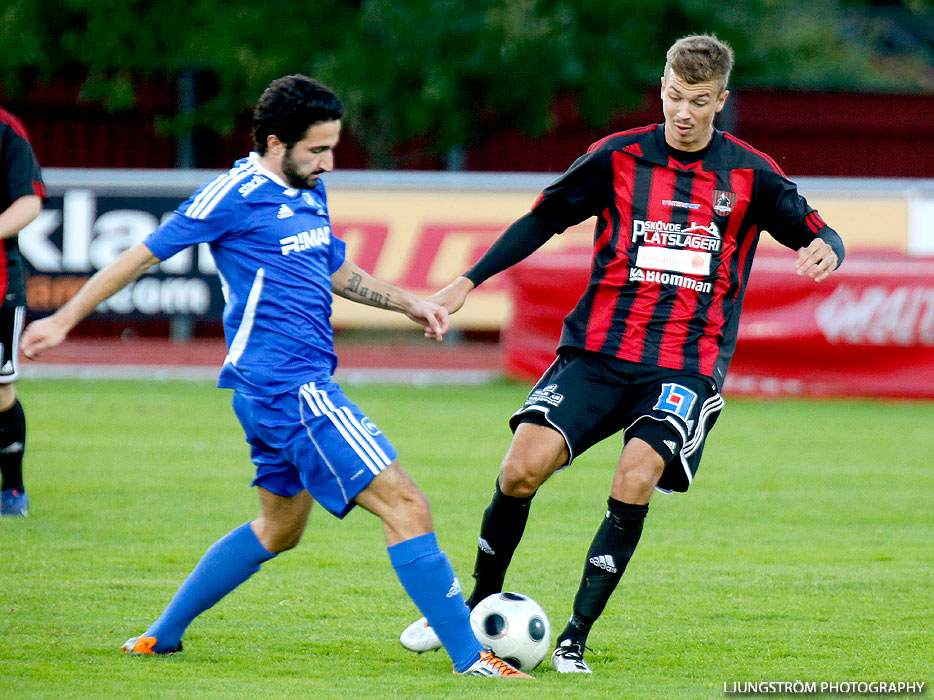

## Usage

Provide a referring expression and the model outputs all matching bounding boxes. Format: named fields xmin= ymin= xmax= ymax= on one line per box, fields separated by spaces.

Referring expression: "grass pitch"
xmin=2 ymin=379 xmax=931 ymax=699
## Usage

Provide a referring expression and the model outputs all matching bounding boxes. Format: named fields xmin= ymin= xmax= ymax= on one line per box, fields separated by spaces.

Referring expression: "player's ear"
xmin=715 ymin=89 xmax=730 ymax=113
xmin=266 ymin=134 xmax=285 ymax=155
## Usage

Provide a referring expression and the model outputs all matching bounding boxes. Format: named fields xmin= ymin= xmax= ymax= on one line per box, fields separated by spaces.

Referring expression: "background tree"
xmin=0 ymin=0 xmax=929 ymax=167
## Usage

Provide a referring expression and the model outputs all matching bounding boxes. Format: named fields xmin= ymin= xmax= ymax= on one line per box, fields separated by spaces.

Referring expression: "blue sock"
xmin=388 ymin=532 xmax=483 ymax=672
xmin=145 ymin=522 xmax=275 ymax=652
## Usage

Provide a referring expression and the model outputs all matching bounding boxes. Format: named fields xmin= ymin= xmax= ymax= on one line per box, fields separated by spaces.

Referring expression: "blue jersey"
xmin=144 ymin=153 xmax=346 ymax=396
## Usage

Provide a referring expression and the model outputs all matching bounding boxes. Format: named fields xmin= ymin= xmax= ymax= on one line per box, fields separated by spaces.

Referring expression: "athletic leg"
xmin=355 ymin=461 xmax=489 ymax=673
xmin=126 ymin=487 xmax=313 ymax=653
xmin=552 ymin=438 xmax=662 ymax=671
xmin=466 ymin=422 xmax=568 ymax=607
xmin=0 ymin=383 xmax=27 ymax=516
xmin=0 ymin=306 xmax=28 ymax=516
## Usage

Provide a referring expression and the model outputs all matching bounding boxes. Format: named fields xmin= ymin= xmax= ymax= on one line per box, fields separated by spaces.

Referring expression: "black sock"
xmin=466 ymin=479 xmax=534 ymax=608
xmin=0 ymin=399 xmax=26 ymax=492
xmin=558 ymin=497 xmax=649 ymax=646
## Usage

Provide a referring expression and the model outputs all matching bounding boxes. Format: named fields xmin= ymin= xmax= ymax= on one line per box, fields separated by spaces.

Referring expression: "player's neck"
xmin=665 ymin=139 xmax=711 ymax=164
xmin=254 ymin=152 xmax=288 ymax=184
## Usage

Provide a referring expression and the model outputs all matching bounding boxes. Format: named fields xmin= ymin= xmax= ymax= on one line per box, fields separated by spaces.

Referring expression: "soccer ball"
xmin=469 ymin=592 xmax=551 ymax=671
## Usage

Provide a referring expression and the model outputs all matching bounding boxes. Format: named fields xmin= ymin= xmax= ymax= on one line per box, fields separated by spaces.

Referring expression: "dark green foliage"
xmin=0 ymin=1 xmax=930 ymax=164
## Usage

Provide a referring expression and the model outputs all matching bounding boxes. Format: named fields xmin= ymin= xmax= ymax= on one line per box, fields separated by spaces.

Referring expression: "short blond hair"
xmin=664 ymin=34 xmax=734 ymax=93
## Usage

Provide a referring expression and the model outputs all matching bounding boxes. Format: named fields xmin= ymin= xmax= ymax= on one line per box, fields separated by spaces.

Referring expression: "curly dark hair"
xmin=252 ymin=75 xmax=345 ymax=154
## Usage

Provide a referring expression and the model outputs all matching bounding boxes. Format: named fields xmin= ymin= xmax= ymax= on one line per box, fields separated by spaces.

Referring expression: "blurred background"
xmin=4 ymin=0 xmax=933 ymax=397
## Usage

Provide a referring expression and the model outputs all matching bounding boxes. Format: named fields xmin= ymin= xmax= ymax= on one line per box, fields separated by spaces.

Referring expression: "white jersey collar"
xmin=247 ymin=152 xmax=293 ymax=192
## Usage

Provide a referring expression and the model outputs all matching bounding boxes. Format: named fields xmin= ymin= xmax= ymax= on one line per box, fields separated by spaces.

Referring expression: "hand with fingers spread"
xmin=796 ymin=238 xmax=839 ymax=282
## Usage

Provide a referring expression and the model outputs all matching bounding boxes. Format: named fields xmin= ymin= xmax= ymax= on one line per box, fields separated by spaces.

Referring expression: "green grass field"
xmin=2 ymin=379 xmax=931 ymax=699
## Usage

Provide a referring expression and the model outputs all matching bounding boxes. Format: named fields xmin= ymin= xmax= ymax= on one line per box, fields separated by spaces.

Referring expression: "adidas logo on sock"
xmin=446 ymin=577 xmax=462 ymax=598
xmin=589 ymin=554 xmax=618 ymax=573
xmin=663 ymin=439 xmax=677 ymax=454
xmin=277 ymin=204 xmax=294 ymax=219
xmin=478 ymin=537 xmax=495 ymax=556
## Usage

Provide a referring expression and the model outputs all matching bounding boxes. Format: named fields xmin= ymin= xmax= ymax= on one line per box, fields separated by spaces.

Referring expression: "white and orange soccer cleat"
xmin=456 ymin=650 xmax=533 ymax=678
xmin=121 ymin=635 xmax=182 ymax=655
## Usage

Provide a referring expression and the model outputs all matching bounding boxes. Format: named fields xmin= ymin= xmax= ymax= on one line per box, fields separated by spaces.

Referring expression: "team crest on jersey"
xmin=712 ymin=190 xmax=736 ymax=216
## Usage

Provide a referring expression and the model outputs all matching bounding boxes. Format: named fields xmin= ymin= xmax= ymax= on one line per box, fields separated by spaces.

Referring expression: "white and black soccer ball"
xmin=469 ymin=592 xmax=551 ymax=672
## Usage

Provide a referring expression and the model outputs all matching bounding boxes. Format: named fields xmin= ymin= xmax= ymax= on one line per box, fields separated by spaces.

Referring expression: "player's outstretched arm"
xmin=428 ymin=211 xmax=557 ymax=314
xmin=330 ymin=260 xmax=450 ymax=341
xmin=427 ymin=276 xmax=475 ymax=315
xmin=0 ymin=195 xmax=42 ymax=240
xmin=21 ymin=243 xmax=160 ymax=359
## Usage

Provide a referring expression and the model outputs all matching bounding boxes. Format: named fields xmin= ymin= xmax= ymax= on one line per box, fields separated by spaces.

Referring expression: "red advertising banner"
xmin=503 ymin=251 xmax=934 ymax=399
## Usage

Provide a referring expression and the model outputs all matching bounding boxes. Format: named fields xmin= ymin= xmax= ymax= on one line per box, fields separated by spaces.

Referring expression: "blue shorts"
xmin=231 ymin=380 xmax=397 ymax=518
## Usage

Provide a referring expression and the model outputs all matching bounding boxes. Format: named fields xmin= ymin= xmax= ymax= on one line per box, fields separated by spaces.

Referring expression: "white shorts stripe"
xmin=301 ymin=384 xmax=390 ymax=475
xmin=684 ymin=394 xmax=724 ymax=456
xmin=0 ymin=306 xmax=25 ymax=383
xmin=297 ymin=394 xmax=350 ymax=504
xmin=311 ymin=384 xmax=392 ymax=466
xmin=339 ymin=406 xmax=392 ymax=464
xmin=302 ymin=385 xmax=380 ymax=474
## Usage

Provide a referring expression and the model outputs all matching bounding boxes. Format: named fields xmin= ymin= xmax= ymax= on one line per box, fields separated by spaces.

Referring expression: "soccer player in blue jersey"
xmin=20 ymin=75 xmax=528 ymax=678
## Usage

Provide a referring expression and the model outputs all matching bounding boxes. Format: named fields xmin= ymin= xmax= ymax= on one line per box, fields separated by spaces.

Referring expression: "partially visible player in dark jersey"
xmin=400 ymin=34 xmax=844 ymax=673
xmin=0 ymin=107 xmax=45 ymax=517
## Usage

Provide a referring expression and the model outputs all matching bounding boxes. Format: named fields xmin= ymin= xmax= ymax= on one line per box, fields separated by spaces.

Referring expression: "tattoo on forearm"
xmin=344 ymin=272 xmax=390 ymax=308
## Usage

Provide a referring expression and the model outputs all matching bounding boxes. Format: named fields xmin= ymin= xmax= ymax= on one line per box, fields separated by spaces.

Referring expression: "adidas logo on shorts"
xmin=663 ymin=439 xmax=678 ymax=454
xmin=589 ymin=554 xmax=618 ymax=573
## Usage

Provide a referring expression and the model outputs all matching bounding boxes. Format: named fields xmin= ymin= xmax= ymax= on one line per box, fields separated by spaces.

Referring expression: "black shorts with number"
xmin=509 ymin=348 xmax=724 ymax=492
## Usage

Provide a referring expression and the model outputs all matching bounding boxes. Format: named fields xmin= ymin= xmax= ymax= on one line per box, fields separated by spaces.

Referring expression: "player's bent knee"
xmin=253 ymin=520 xmax=305 ymax=554
xmin=402 ymin=488 xmax=433 ymax=531
xmin=612 ymin=458 xmax=665 ymax=502
xmin=498 ymin=459 xmax=544 ymax=498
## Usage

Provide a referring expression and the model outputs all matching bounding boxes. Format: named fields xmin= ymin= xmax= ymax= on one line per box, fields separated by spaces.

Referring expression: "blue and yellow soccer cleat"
xmin=121 ymin=635 xmax=182 ymax=655
xmin=0 ymin=488 xmax=28 ymax=517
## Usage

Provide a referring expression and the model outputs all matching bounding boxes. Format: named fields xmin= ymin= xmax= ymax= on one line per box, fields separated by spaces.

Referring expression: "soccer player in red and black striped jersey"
xmin=0 ymin=107 xmax=45 ymax=517
xmin=399 ymin=35 xmax=844 ymax=672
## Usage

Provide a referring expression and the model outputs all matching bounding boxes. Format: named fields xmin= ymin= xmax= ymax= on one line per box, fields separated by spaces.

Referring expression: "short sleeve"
xmin=2 ymin=128 xmax=45 ymax=201
xmin=144 ymin=204 xmax=238 ymax=262
xmin=328 ymin=233 xmax=346 ymax=274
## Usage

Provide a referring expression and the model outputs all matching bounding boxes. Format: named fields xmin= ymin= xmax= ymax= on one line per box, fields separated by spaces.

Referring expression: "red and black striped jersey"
xmin=531 ymin=123 xmax=836 ymax=388
xmin=0 ymin=107 xmax=46 ymax=307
